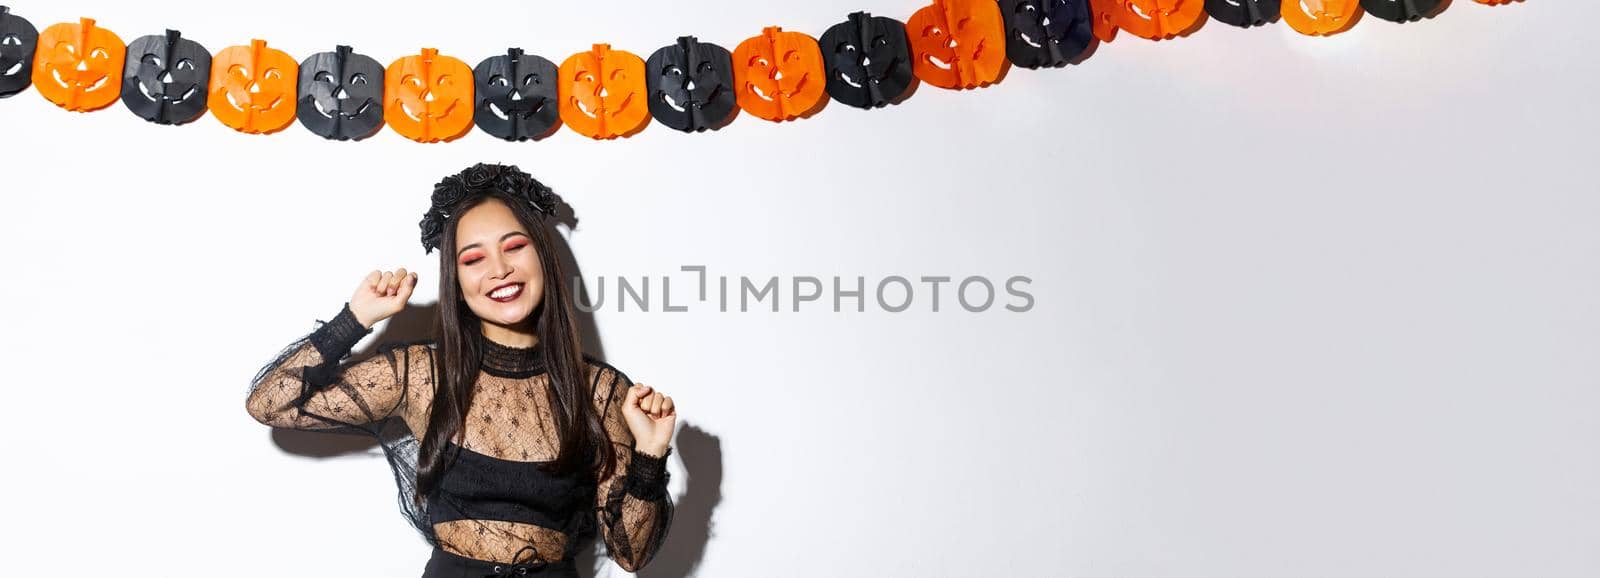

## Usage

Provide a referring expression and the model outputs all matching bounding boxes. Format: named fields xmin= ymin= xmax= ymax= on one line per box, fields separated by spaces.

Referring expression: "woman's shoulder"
xmin=376 ymin=338 xmax=439 ymax=355
xmin=581 ymin=355 xmax=634 ymax=399
xmin=582 ymin=354 xmax=632 ymax=381
xmin=360 ymin=339 xmax=440 ymax=373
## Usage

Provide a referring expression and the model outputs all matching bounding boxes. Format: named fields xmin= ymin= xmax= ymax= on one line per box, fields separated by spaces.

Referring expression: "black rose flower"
xmin=494 ymin=167 xmax=558 ymax=215
xmin=419 ymin=210 xmax=445 ymax=253
xmin=527 ymin=187 xmax=558 ymax=215
xmin=431 ymin=175 xmax=467 ymax=210
xmin=461 ymin=163 xmax=499 ymax=188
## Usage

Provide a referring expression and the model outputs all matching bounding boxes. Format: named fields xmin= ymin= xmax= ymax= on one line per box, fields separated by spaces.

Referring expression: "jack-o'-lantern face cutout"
xmin=297 ymin=45 xmax=385 ymax=141
xmin=33 ymin=18 xmax=124 ymax=111
xmin=1283 ymin=0 xmax=1363 ymax=36
xmin=122 ymin=30 xmax=211 ymax=125
xmin=209 ymin=39 xmax=298 ymax=134
xmin=1360 ymin=0 xmax=1443 ymax=23
xmin=906 ymin=0 xmax=1008 ymax=89
xmin=559 ymin=44 xmax=649 ymax=139
xmin=474 ymin=48 xmax=560 ymax=141
xmin=732 ymin=27 xmax=826 ymax=122
xmin=646 ymin=36 xmax=738 ymax=132
xmin=1001 ymin=0 xmax=1094 ymax=69
xmin=819 ymin=12 xmax=916 ymax=109
xmin=0 ymin=6 xmax=40 ymax=98
xmin=1204 ymin=0 xmax=1279 ymax=28
xmin=1114 ymin=0 xmax=1205 ymax=40
xmin=385 ymin=48 xmax=475 ymax=143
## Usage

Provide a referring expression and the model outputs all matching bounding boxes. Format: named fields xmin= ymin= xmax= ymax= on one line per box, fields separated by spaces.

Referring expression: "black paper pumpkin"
xmin=120 ymin=30 xmax=211 ymax=125
xmin=296 ymin=45 xmax=385 ymax=141
xmin=0 ymin=6 xmax=39 ymax=98
xmin=818 ymin=12 xmax=915 ymax=110
xmin=645 ymin=36 xmax=737 ymax=133
xmin=1000 ymin=0 xmax=1094 ymax=69
xmin=473 ymin=48 xmax=560 ymax=141
xmin=1204 ymin=0 xmax=1279 ymax=28
xmin=1361 ymin=0 xmax=1444 ymax=24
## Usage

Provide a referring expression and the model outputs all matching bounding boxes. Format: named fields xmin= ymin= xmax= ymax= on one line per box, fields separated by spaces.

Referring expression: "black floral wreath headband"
xmin=419 ymin=163 xmax=560 ymax=254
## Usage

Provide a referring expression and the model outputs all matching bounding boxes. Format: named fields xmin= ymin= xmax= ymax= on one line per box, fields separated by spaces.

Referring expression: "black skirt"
xmin=420 ymin=546 xmax=578 ymax=578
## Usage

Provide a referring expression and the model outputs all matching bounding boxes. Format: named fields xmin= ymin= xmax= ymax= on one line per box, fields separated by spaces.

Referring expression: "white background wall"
xmin=2 ymin=1 xmax=1596 ymax=576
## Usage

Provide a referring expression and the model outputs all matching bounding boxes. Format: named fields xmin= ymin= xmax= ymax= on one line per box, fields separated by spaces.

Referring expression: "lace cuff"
xmin=309 ymin=302 xmax=372 ymax=360
xmin=624 ymin=447 xmax=671 ymax=501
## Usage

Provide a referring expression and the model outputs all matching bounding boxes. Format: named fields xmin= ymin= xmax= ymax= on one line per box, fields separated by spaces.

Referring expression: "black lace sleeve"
xmin=588 ymin=362 xmax=674 ymax=572
xmin=246 ymin=303 xmax=432 ymax=430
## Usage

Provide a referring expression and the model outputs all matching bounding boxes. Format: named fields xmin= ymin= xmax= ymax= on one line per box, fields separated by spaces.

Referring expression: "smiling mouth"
xmin=488 ymin=283 xmax=524 ymax=302
xmin=312 ymin=96 xmax=373 ymax=120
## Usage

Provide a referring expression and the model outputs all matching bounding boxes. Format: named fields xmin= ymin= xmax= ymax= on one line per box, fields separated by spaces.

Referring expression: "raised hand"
xmin=349 ymin=268 xmax=418 ymax=329
xmin=622 ymin=383 xmax=676 ymax=457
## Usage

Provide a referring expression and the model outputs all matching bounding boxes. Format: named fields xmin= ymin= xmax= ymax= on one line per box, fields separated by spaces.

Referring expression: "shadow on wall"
xmin=636 ymin=425 xmax=723 ymax=578
xmin=262 ymin=198 xmax=722 ymax=576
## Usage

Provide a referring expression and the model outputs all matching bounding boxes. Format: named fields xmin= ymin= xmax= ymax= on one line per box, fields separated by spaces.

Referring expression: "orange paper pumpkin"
xmin=1283 ymin=0 xmax=1363 ymax=36
xmin=1115 ymin=0 xmax=1205 ymax=40
xmin=906 ymin=0 xmax=1008 ymax=90
xmin=558 ymin=44 xmax=649 ymax=140
xmin=731 ymin=27 xmax=826 ymax=122
xmin=1089 ymin=0 xmax=1121 ymax=42
xmin=208 ymin=39 xmax=298 ymax=134
xmin=1472 ymin=0 xmax=1520 ymax=5
xmin=32 ymin=18 xmax=124 ymax=112
xmin=384 ymin=48 xmax=474 ymax=143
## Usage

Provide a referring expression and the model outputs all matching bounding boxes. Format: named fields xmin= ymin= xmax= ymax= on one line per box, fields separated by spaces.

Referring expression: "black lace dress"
xmin=246 ymin=303 xmax=673 ymax=575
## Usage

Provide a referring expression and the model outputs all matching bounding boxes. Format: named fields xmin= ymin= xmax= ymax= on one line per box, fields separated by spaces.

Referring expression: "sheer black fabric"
xmin=247 ymin=303 xmax=673 ymax=570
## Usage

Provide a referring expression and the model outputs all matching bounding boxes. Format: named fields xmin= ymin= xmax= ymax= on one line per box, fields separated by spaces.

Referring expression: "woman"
xmin=246 ymin=163 xmax=675 ymax=577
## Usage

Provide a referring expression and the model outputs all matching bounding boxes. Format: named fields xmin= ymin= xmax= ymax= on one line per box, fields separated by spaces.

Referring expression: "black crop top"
xmin=427 ymin=441 xmax=593 ymax=531
xmin=246 ymin=303 xmax=673 ymax=571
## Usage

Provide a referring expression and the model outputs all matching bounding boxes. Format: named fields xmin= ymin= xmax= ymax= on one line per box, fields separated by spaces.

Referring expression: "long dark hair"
xmin=413 ymin=177 xmax=615 ymax=505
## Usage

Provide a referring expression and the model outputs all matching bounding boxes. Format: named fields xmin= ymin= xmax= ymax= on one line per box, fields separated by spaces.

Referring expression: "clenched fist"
xmin=350 ymin=268 xmax=418 ymax=329
xmin=622 ymin=383 xmax=676 ymax=457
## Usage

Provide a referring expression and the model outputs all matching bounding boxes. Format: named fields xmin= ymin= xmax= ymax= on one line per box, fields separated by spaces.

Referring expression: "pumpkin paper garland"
xmin=386 ymin=47 xmax=475 ymax=143
xmin=474 ymin=47 xmax=561 ymax=141
xmin=558 ymin=43 xmax=649 ymax=140
xmin=1283 ymin=0 xmax=1364 ymax=36
xmin=33 ymin=17 xmax=124 ymax=112
xmin=645 ymin=36 xmax=738 ymax=133
xmin=122 ymin=29 xmax=211 ymax=125
xmin=732 ymin=26 xmax=827 ymax=122
xmin=818 ymin=12 xmax=916 ymax=109
xmin=906 ymin=0 xmax=1008 ymax=89
xmin=298 ymin=45 xmax=386 ymax=142
xmin=1204 ymin=0 xmax=1279 ymax=28
xmin=1361 ymin=0 xmax=1445 ymax=24
xmin=0 ymin=6 xmax=39 ymax=98
xmin=209 ymin=39 xmax=297 ymax=134
xmin=1000 ymin=0 xmax=1095 ymax=69
xmin=0 ymin=2 xmax=1525 ymax=141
